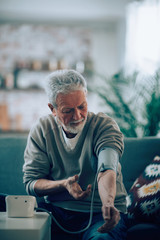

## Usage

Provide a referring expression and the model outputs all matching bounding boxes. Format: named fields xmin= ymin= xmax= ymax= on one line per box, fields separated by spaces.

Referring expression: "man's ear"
xmin=48 ymin=103 xmax=56 ymax=116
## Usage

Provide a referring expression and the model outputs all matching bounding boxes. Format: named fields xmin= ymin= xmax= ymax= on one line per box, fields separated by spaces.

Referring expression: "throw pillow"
xmin=127 ymin=155 xmax=160 ymax=223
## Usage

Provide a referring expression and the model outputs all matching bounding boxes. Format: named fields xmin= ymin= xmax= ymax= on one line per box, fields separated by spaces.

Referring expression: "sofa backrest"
xmin=121 ymin=137 xmax=160 ymax=192
xmin=0 ymin=134 xmax=27 ymax=195
xmin=0 ymin=134 xmax=160 ymax=195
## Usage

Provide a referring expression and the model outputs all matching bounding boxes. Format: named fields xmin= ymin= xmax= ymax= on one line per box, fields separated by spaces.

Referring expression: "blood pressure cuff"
xmin=98 ymin=147 xmax=119 ymax=173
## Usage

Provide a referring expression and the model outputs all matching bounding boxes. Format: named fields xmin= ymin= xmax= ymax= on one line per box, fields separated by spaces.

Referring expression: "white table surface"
xmin=0 ymin=211 xmax=51 ymax=240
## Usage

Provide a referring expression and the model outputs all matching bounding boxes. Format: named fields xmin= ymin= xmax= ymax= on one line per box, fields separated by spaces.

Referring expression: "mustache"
xmin=70 ymin=119 xmax=84 ymax=124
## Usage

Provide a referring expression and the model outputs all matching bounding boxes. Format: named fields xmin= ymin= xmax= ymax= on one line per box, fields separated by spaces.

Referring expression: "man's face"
xmin=50 ymin=90 xmax=88 ymax=135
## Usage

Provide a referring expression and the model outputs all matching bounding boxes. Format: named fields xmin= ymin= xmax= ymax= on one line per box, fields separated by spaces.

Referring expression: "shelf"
xmin=0 ymin=88 xmax=45 ymax=92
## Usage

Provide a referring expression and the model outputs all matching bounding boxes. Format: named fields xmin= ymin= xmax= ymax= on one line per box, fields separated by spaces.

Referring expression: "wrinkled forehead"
xmin=56 ymin=90 xmax=88 ymax=109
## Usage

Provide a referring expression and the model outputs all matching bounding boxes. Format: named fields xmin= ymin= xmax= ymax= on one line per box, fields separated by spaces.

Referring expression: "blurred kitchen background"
xmin=0 ymin=0 xmax=160 ymax=137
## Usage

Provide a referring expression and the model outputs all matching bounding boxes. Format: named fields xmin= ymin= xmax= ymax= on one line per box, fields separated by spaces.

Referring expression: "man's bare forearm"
xmin=34 ymin=175 xmax=91 ymax=200
xmin=97 ymin=169 xmax=120 ymax=232
xmin=34 ymin=178 xmax=67 ymax=196
xmin=97 ymin=170 xmax=116 ymax=206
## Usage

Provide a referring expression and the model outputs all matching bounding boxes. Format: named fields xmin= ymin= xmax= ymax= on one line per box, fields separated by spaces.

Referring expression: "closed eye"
xmin=78 ymin=103 xmax=87 ymax=110
xmin=62 ymin=108 xmax=73 ymax=114
xmin=78 ymin=106 xmax=84 ymax=110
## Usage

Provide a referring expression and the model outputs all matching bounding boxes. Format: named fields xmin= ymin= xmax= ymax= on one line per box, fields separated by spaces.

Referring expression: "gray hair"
xmin=45 ymin=69 xmax=87 ymax=107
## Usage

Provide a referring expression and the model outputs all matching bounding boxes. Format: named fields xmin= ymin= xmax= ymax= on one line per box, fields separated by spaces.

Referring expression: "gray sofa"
xmin=0 ymin=134 xmax=160 ymax=239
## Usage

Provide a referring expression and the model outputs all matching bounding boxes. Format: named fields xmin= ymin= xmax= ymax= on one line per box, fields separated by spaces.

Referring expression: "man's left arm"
xmin=97 ymin=147 xmax=121 ymax=233
xmin=97 ymin=169 xmax=120 ymax=233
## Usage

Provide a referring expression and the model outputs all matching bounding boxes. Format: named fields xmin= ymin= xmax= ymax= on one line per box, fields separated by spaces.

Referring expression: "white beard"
xmin=55 ymin=116 xmax=86 ymax=134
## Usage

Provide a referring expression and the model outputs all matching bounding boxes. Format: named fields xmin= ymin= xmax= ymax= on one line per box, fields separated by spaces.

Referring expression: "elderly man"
xmin=23 ymin=69 xmax=127 ymax=240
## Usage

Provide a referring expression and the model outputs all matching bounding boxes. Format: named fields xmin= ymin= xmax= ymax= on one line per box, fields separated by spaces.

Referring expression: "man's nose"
xmin=73 ymin=109 xmax=81 ymax=120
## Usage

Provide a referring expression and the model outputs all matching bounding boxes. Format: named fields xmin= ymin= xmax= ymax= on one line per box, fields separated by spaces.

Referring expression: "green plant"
xmin=90 ymin=69 xmax=160 ymax=137
xmin=142 ymin=70 xmax=160 ymax=136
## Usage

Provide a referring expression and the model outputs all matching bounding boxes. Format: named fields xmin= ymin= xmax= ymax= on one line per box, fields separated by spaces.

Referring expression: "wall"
xmin=0 ymin=20 xmax=126 ymax=132
xmin=91 ymin=25 xmax=119 ymax=76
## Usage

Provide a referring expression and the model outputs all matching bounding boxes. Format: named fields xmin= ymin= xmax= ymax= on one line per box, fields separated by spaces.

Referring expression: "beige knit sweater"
xmin=23 ymin=112 xmax=127 ymax=213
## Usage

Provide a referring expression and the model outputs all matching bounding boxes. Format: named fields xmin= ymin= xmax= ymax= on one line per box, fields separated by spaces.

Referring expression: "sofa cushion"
xmin=127 ymin=155 xmax=160 ymax=223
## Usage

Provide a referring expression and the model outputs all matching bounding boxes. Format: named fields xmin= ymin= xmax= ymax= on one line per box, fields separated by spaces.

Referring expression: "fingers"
xmin=66 ymin=175 xmax=92 ymax=200
xmin=98 ymin=214 xmax=120 ymax=233
xmin=72 ymin=174 xmax=79 ymax=182
xmin=86 ymin=184 xmax=92 ymax=191
xmin=74 ymin=184 xmax=92 ymax=200
xmin=68 ymin=174 xmax=79 ymax=184
xmin=98 ymin=221 xmax=115 ymax=233
xmin=74 ymin=175 xmax=79 ymax=182
xmin=98 ymin=206 xmax=120 ymax=233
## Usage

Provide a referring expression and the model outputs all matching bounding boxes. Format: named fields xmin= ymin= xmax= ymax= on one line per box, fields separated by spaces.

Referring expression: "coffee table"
xmin=0 ymin=211 xmax=51 ymax=240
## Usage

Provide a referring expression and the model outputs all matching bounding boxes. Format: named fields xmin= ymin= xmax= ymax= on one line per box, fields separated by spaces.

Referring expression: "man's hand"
xmin=97 ymin=204 xmax=120 ymax=233
xmin=65 ymin=174 xmax=92 ymax=200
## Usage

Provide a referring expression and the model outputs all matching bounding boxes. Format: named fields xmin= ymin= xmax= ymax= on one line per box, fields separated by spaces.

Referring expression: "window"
xmin=125 ymin=0 xmax=160 ymax=74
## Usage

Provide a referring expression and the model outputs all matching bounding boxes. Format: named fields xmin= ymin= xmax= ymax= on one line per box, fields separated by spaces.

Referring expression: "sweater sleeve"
xmin=23 ymin=125 xmax=51 ymax=196
xmin=93 ymin=113 xmax=124 ymax=157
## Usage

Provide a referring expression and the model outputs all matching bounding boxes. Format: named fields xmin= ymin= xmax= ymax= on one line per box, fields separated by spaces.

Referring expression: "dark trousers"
xmin=38 ymin=202 xmax=128 ymax=240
